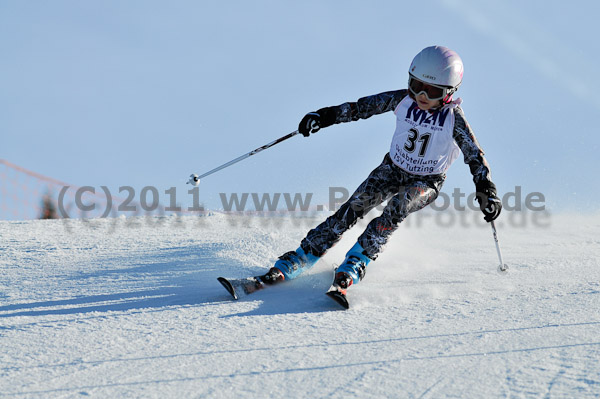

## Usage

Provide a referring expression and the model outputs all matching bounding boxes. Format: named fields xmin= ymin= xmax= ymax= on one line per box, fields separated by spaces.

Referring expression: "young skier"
xmin=261 ymin=45 xmax=502 ymax=302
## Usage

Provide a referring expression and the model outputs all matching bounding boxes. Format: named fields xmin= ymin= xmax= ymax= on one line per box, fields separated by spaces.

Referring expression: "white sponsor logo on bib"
xmin=390 ymin=97 xmax=460 ymax=175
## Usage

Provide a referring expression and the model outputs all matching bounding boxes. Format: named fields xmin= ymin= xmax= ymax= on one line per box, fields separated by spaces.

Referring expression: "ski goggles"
xmin=408 ymin=75 xmax=452 ymax=101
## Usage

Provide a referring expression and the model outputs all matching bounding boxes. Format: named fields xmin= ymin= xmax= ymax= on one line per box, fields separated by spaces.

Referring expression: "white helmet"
xmin=408 ymin=46 xmax=463 ymax=102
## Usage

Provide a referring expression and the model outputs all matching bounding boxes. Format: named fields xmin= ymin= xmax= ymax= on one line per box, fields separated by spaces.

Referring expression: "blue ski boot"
xmin=273 ymin=246 xmax=320 ymax=280
xmin=334 ymin=242 xmax=372 ymax=291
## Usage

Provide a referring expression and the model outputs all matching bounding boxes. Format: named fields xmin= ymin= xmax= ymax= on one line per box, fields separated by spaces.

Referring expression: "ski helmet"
xmin=408 ymin=46 xmax=463 ymax=102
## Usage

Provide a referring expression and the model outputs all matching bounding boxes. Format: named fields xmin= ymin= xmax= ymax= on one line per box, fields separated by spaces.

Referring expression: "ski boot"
xmin=326 ymin=242 xmax=372 ymax=309
xmin=336 ymin=242 xmax=372 ymax=289
xmin=273 ymin=246 xmax=320 ymax=280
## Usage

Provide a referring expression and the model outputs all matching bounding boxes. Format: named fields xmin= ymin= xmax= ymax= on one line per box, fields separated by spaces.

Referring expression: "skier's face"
xmin=415 ymin=93 xmax=441 ymax=111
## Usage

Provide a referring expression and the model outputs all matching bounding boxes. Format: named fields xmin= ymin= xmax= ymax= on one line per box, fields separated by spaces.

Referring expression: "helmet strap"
xmin=442 ymin=88 xmax=458 ymax=104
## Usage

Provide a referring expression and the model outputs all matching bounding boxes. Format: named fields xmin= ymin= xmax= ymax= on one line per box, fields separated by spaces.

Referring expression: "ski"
xmin=217 ymin=276 xmax=266 ymax=300
xmin=219 ymin=266 xmax=350 ymax=309
xmin=325 ymin=267 xmax=350 ymax=309
xmin=217 ymin=268 xmax=284 ymax=300
xmin=326 ymin=286 xmax=349 ymax=309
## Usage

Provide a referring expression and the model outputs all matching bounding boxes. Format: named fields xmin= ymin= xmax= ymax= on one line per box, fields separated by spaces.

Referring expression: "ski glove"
xmin=298 ymin=107 xmax=337 ymax=137
xmin=475 ymin=181 xmax=502 ymax=222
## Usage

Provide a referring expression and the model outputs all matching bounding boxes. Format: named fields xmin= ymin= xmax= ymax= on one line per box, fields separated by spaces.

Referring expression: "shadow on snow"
xmin=0 ymin=244 xmax=340 ymax=320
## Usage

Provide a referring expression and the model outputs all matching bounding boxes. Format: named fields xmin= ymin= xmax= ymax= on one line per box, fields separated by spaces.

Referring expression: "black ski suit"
xmin=299 ymin=89 xmax=494 ymax=260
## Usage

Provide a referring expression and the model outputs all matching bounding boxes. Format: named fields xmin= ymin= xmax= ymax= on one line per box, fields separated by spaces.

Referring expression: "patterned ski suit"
xmin=300 ymin=89 xmax=493 ymax=260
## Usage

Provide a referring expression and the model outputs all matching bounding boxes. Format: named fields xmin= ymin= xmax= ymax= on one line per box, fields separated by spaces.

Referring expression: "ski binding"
xmin=217 ymin=276 xmax=265 ymax=300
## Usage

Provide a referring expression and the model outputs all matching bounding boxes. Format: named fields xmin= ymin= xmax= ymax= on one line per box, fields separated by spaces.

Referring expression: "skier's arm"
xmin=299 ymin=90 xmax=408 ymax=136
xmin=453 ymin=107 xmax=493 ymax=186
xmin=330 ymin=89 xmax=409 ymax=123
xmin=453 ymin=107 xmax=502 ymax=221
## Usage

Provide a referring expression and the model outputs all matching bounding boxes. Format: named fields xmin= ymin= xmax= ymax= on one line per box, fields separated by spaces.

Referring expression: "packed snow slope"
xmin=1 ymin=211 xmax=599 ymax=398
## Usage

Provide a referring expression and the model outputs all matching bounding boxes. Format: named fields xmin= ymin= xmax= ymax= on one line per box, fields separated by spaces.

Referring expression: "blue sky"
xmin=1 ymin=0 xmax=599 ymax=215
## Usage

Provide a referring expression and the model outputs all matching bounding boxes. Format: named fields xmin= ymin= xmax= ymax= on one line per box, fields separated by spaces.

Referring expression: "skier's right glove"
xmin=298 ymin=107 xmax=337 ymax=137
xmin=475 ymin=181 xmax=502 ymax=222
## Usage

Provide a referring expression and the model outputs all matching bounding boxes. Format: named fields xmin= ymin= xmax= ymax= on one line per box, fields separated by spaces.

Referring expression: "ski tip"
xmin=217 ymin=277 xmax=238 ymax=300
xmin=326 ymin=290 xmax=349 ymax=309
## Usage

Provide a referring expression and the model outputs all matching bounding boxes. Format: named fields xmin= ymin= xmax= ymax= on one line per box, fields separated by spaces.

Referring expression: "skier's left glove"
xmin=475 ymin=181 xmax=502 ymax=222
xmin=298 ymin=107 xmax=337 ymax=137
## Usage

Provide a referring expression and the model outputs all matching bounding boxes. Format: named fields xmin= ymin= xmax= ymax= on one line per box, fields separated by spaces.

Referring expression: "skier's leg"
xmin=275 ymin=155 xmax=399 ymax=280
xmin=359 ymin=180 xmax=442 ymax=259
xmin=335 ymin=179 xmax=443 ymax=287
xmin=300 ymin=155 xmax=399 ymax=257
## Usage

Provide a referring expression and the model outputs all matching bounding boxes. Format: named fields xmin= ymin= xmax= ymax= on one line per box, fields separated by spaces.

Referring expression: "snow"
xmin=1 ymin=212 xmax=599 ymax=398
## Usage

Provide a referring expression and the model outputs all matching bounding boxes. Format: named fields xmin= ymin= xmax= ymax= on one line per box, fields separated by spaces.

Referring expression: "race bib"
xmin=390 ymin=97 xmax=461 ymax=175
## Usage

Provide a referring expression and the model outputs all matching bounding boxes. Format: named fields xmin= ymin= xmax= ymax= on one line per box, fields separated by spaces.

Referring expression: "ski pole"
xmin=490 ymin=220 xmax=508 ymax=273
xmin=187 ymin=130 xmax=301 ymax=186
